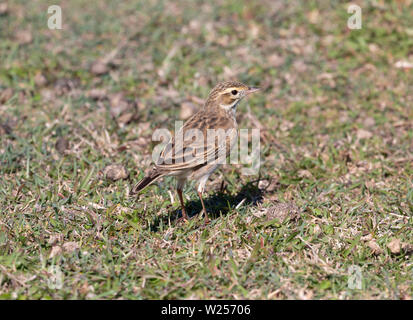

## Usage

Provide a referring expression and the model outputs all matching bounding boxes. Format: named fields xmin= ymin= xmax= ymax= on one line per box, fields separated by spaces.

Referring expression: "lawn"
xmin=0 ymin=0 xmax=412 ymax=299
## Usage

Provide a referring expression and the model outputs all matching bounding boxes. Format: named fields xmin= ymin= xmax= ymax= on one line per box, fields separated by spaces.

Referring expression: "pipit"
xmin=133 ymin=80 xmax=259 ymax=223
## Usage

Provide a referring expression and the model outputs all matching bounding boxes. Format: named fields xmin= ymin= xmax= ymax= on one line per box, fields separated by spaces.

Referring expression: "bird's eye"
xmin=231 ymin=90 xmax=238 ymax=95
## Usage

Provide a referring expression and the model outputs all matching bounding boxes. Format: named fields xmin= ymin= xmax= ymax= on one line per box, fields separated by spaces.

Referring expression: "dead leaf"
xmin=34 ymin=72 xmax=47 ymax=87
xmin=387 ymin=238 xmax=401 ymax=254
xmin=0 ymin=3 xmax=8 ymax=15
xmin=40 ymin=88 xmax=55 ymax=101
xmin=361 ymin=234 xmax=373 ymax=241
xmin=313 ymin=224 xmax=321 ymax=234
xmin=0 ymin=88 xmax=13 ymax=103
xmin=49 ymin=246 xmax=62 ymax=258
xmin=356 ymin=129 xmax=373 ymax=140
xmin=401 ymin=242 xmax=413 ymax=254
xmin=298 ymin=169 xmax=313 ymax=179
xmin=117 ymin=112 xmax=135 ymax=126
xmin=109 ymin=93 xmax=139 ymax=125
xmin=138 ymin=122 xmax=151 ymax=132
xmin=298 ymin=288 xmax=314 ymax=300
xmin=269 ymin=202 xmax=300 ymax=221
xmin=0 ymin=123 xmax=12 ymax=135
xmin=62 ymin=242 xmax=79 ymax=252
xmin=48 ymin=234 xmax=63 ymax=245
xmin=307 ymin=9 xmax=319 ymax=24
xmin=317 ymin=73 xmax=336 ymax=87
xmin=258 ymin=178 xmax=279 ymax=193
xmin=394 ymin=60 xmax=413 ymax=69
xmin=103 ymin=164 xmax=129 ymax=181
xmin=268 ymin=54 xmax=285 ymax=67
xmin=280 ymin=120 xmax=294 ymax=132
xmin=54 ymin=78 xmax=79 ymax=95
xmin=248 ymin=22 xmax=260 ymax=38
xmin=253 ymin=202 xmax=300 ymax=222
xmin=258 ymin=179 xmax=270 ymax=190
xmin=91 ymin=60 xmax=109 ymax=75
xmin=180 ymin=101 xmax=198 ymax=120
xmin=55 ymin=137 xmax=69 ymax=154
xmin=90 ymin=39 xmax=126 ymax=76
xmin=80 ymin=281 xmax=92 ymax=295
xmin=88 ymin=88 xmax=107 ymax=100
xmin=399 ymin=284 xmax=411 ymax=300
xmin=15 ymin=30 xmax=33 ymax=44
xmin=293 ymin=60 xmax=307 ymax=73
xmin=109 ymin=93 xmax=129 ymax=117
xmin=367 ymin=240 xmax=383 ymax=255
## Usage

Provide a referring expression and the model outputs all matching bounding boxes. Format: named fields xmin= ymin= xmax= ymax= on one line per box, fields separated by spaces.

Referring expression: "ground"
xmin=0 ymin=0 xmax=412 ymax=299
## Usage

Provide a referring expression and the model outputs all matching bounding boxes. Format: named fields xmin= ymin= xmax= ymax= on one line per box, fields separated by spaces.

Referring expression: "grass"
xmin=0 ymin=0 xmax=412 ymax=299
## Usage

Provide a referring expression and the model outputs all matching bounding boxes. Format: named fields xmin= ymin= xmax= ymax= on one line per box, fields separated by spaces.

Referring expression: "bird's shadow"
xmin=149 ymin=180 xmax=264 ymax=232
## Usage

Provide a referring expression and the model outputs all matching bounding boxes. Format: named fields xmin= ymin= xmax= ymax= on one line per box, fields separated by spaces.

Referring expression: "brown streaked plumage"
xmin=133 ymin=80 xmax=259 ymax=223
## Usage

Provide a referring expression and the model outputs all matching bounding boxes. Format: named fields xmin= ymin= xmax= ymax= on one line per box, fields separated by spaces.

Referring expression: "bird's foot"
xmin=201 ymin=210 xmax=210 ymax=226
xmin=176 ymin=217 xmax=189 ymax=224
xmin=176 ymin=210 xmax=189 ymax=224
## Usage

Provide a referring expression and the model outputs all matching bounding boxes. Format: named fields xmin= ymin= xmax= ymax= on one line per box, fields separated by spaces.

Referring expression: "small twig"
xmin=0 ymin=265 xmax=28 ymax=287
xmin=168 ymin=190 xmax=175 ymax=204
xmin=235 ymin=198 xmax=246 ymax=210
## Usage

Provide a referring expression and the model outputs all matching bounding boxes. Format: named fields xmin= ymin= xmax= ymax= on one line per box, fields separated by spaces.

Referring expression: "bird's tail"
xmin=132 ymin=168 xmax=163 ymax=194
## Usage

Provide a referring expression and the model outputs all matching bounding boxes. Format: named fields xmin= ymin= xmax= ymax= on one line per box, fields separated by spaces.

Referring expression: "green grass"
xmin=0 ymin=0 xmax=412 ymax=299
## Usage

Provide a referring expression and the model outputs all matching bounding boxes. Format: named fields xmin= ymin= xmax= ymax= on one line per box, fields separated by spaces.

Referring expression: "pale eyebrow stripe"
xmin=222 ymin=87 xmax=242 ymax=94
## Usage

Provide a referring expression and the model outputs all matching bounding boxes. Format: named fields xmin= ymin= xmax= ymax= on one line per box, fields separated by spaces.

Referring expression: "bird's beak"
xmin=246 ymin=87 xmax=260 ymax=95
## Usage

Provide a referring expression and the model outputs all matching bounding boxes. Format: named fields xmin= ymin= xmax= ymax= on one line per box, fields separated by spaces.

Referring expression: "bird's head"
xmin=206 ymin=80 xmax=259 ymax=111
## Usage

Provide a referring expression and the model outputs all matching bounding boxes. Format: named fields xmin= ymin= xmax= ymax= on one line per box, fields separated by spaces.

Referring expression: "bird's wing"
xmin=155 ymin=113 xmax=237 ymax=172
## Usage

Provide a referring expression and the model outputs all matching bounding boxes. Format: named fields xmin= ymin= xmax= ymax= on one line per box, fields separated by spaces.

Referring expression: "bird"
xmin=132 ymin=80 xmax=259 ymax=223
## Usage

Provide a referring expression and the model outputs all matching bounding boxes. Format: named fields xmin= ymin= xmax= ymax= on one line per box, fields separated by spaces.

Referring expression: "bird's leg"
xmin=197 ymin=175 xmax=211 ymax=224
xmin=177 ymin=188 xmax=188 ymax=221
xmin=197 ymin=191 xmax=209 ymax=224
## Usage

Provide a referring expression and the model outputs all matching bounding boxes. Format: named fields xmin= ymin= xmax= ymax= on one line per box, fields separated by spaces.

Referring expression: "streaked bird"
xmin=133 ymin=80 xmax=259 ymax=223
